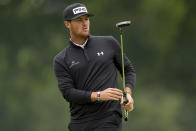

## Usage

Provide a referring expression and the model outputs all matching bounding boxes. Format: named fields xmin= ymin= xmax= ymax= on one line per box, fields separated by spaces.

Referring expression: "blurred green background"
xmin=0 ymin=0 xmax=195 ymax=131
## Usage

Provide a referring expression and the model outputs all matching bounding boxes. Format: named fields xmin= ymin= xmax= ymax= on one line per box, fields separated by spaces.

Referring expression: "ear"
xmin=64 ymin=21 xmax=70 ymax=29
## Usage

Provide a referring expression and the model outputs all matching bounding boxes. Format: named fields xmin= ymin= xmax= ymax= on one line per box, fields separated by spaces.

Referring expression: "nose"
xmin=82 ymin=19 xmax=88 ymax=26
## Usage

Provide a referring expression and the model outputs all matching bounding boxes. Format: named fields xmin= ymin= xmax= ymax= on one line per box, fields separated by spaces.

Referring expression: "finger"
xmin=124 ymin=103 xmax=130 ymax=108
xmin=125 ymin=104 xmax=134 ymax=112
xmin=124 ymin=101 xmax=132 ymax=108
xmin=129 ymin=105 xmax=134 ymax=112
xmin=108 ymin=96 xmax=120 ymax=101
xmin=125 ymin=101 xmax=131 ymax=106
xmin=109 ymin=90 xmax=123 ymax=96
xmin=108 ymin=93 xmax=122 ymax=100
xmin=126 ymin=95 xmax=134 ymax=104
xmin=110 ymin=88 xmax=123 ymax=93
xmin=120 ymin=96 xmax=123 ymax=104
xmin=107 ymin=93 xmax=121 ymax=99
xmin=129 ymin=98 xmax=134 ymax=104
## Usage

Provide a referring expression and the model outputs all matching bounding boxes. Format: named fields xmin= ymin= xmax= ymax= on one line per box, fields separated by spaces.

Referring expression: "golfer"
xmin=53 ymin=3 xmax=136 ymax=131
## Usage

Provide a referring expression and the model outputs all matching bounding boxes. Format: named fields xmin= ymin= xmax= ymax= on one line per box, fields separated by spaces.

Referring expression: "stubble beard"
xmin=77 ymin=28 xmax=90 ymax=40
xmin=70 ymin=25 xmax=90 ymax=42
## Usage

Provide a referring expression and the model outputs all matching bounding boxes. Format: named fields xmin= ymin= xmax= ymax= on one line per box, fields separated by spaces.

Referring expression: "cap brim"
xmin=70 ymin=13 xmax=94 ymax=20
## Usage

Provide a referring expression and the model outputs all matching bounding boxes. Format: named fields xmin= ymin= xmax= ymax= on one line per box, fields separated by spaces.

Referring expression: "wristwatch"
xmin=97 ymin=91 xmax=101 ymax=101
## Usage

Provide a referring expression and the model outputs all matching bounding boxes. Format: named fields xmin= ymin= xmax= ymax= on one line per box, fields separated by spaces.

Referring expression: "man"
xmin=53 ymin=3 xmax=136 ymax=131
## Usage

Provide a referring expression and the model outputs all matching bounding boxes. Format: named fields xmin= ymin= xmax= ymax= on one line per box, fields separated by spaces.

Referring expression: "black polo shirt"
xmin=53 ymin=35 xmax=136 ymax=122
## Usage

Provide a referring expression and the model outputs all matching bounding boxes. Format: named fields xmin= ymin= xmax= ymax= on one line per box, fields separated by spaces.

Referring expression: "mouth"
xmin=83 ymin=27 xmax=88 ymax=32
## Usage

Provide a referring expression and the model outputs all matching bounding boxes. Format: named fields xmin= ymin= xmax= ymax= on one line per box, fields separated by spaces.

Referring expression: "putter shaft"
xmin=120 ymin=33 xmax=129 ymax=121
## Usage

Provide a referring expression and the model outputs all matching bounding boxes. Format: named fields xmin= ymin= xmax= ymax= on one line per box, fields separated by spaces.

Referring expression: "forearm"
xmin=91 ymin=88 xmax=123 ymax=102
xmin=60 ymin=87 xmax=92 ymax=104
xmin=91 ymin=92 xmax=98 ymax=102
xmin=124 ymin=56 xmax=136 ymax=89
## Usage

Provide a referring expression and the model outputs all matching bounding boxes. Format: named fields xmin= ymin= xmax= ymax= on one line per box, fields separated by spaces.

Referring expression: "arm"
xmin=54 ymin=55 xmax=123 ymax=104
xmin=53 ymin=57 xmax=92 ymax=104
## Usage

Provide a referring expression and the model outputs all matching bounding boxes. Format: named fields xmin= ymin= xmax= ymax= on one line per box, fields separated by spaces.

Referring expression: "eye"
xmin=75 ymin=18 xmax=82 ymax=21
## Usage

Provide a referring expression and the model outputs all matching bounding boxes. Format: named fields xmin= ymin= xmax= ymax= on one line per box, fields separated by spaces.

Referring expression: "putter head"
xmin=116 ymin=21 xmax=131 ymax=28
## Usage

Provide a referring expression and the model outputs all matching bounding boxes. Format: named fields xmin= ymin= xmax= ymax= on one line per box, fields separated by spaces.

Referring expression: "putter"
xmin=116 ymin=20 xmax=131 ymax=121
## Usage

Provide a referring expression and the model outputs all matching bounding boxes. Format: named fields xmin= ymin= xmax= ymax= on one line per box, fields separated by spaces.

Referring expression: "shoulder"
xmin=53 ymin=45 xmax=70 ymax=64
xmin=89 ymin=35 xmax=119 ymax=47
xmin=89 ymin=35 xmax=117 ymax=41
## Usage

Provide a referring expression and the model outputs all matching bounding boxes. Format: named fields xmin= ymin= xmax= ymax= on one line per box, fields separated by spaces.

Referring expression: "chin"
xmin=81 ymin=33 xmax=89 ymax=38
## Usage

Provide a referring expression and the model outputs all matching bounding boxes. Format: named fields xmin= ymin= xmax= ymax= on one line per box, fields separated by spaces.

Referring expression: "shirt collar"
xmin=70 ymin=38 xmax=88 ymax=49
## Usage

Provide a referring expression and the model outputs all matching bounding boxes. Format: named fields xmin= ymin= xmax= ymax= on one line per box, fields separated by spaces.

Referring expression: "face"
xmin=65 ymin=15 xmax=90 ymax=39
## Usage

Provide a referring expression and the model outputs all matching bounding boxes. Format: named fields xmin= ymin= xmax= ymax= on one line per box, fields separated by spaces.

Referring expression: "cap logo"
xmin=73 ymin=7 xmax=87 ymax=15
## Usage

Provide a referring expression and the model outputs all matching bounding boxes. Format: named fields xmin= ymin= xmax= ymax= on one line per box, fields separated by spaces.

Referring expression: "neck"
xmin=70 ymin=35 xmax=88 ymax=45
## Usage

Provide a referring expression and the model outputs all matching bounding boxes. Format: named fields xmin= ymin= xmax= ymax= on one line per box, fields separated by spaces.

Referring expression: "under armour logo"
xmin=97 ymin=51 xmax=104 ymax=56
xmin=69 ymin=61 xmax=80 ymax=68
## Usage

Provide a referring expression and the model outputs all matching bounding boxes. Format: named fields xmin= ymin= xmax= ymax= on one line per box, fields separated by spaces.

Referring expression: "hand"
xmin=100 ymin=88 xmax=123 ymax=101
xmin=121 ymin=93 xmax=134 ymax=112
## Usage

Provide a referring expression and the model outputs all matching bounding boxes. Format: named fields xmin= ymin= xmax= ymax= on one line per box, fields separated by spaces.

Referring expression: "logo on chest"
xmin=97 ymin=51 xmax=104 ymax=56
xmin=69 ymin=60 xmax=80 ymax=68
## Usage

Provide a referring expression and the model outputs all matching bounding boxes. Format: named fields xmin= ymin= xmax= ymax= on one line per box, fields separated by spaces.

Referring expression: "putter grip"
xmin=123 ymin=91 xmax=128 ymax=104
xmin=123 ymin=91 xmax=128 ymax=121
xmin=124 ymin=114 xmax=128 ymax=121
